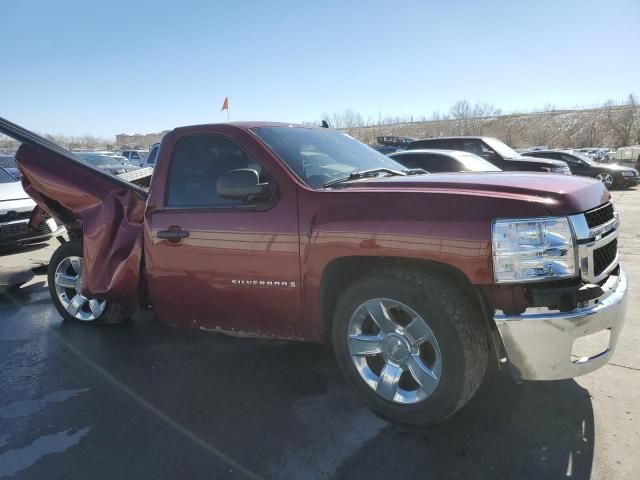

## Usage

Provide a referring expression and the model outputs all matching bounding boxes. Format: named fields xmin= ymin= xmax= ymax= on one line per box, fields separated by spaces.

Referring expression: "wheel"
xmin=596 ymin=172 xmax=614 ymax=189
xmin=48 ymin=240 xmax=130 ymax=324
xmin=332 ymin=269 xmax=488 ymax=425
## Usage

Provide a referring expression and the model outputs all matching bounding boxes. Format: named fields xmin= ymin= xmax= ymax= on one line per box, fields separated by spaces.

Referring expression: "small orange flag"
xmin=221 ymin=97 xmax=229 ymax=112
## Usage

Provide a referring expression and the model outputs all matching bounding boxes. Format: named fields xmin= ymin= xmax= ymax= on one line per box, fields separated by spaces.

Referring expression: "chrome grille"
xmin=585 ymin=203 xmax=615 ymax=229
xmin=569 ymin=202 xmax=619 ymax=284
xmin=593 ymin=239 xmax=617 ymax=277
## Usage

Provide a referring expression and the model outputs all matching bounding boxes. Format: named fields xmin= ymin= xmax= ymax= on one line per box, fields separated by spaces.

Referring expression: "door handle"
xmin=157 ymin=226 xmax=189 ymax=243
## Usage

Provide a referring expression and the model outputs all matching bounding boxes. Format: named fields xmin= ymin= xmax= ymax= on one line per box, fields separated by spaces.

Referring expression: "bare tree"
xmin=604 ymin=97 xmax=636 ymax=147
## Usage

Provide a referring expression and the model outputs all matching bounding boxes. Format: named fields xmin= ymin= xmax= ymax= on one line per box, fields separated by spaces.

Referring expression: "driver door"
xmin=144 ymin=132 xmax=301 ymax=338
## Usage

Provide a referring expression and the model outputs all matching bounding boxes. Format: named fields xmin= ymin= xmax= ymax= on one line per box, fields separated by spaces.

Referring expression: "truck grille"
xmin=593 ymin=239 xmax=617 ymax=277
xmin=0 ymin=210 xmax=31 ymax=223
xmin=584 ymin=203 xmax=615 ymax=229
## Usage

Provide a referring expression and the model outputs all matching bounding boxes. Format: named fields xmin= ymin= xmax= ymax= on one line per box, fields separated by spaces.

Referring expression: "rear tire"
xmin=48 ymin=240 xmax=131 ymax=324
xmin=332 ymin=269 xmax=488 ymax=425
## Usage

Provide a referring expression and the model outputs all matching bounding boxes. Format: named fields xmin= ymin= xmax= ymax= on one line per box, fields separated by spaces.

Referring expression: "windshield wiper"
xmin=323 ymin=168 xmax=406 ymax=188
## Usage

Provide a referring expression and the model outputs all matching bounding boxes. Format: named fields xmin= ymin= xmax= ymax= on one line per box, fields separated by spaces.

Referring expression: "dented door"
xmin=0 ymin=117 xmax=147 ymax=308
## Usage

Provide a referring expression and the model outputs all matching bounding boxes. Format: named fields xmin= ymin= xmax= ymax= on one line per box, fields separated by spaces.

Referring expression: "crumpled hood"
xmin=0 ymin=180 xmax=32 ymax=202
xmin=340 ymin=172 xmax=610 ymax=215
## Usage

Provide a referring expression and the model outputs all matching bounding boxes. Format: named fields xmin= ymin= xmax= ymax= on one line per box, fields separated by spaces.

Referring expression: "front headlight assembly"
xmin=492 ymin=217 xmax=576 ymax=283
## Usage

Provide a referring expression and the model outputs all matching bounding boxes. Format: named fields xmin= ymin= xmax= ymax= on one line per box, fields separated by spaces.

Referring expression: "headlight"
xmin=492 ymin=217 xmax=576 ymax=283
xmin=620 ymin=171 xmax=635 ymax=177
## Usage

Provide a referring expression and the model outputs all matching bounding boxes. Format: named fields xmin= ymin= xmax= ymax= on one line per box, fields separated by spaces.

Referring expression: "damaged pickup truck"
xmin=0 ymin=117 xmax=628 ymax=425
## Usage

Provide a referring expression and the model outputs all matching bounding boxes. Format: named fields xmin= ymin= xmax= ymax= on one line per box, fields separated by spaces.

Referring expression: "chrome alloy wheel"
xmin=596 ymin=172 xmax=614 ymax=188
xmin=54 ymin=256 xmax=106 ymax=321
xmin=347 ymin=298 xmax=442 ymax=404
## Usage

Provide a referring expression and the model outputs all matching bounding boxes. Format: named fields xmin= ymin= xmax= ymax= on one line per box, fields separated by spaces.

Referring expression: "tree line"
xmin=316 ymin=94 xmax=640 ymax=148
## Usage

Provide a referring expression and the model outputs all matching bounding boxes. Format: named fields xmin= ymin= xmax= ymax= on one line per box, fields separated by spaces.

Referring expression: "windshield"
xmin=483 ymin=137 xmax=520 ymax=159
xmin=456 ymin=153 xmax=501 ymax=171
xmin=251 ymin=127 xmax=406 ymax=188
xmin=0 ymin=156 xmax=16 ymax=168
xmin=78 ymin=153 xmax=121 ymax=167
xmin=0 ymin=167 xmax=17 ymax=183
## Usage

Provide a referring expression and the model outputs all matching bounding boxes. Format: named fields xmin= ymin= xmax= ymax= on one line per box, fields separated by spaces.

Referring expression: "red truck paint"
xmin=12 ymin=122 xmax=610 ymax=342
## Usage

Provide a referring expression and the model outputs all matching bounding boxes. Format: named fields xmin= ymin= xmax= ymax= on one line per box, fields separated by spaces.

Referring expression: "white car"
xmin=0 ymin=167 xmax=63 ymax=246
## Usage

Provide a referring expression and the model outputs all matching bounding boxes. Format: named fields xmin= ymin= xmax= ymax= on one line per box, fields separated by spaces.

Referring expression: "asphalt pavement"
xmin=0 ymin=189 xmax=638 ymax=480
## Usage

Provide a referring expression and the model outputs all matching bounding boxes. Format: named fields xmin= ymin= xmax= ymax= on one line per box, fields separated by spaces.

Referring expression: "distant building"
xmin=116 ymin=131 xmax=168 ymax=148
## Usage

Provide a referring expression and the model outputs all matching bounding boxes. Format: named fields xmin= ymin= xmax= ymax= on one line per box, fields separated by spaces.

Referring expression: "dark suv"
xmin=522 ymin=149 xmax=639 ymax=189
xmin=407 ymin=136 xmax=571 ymax=174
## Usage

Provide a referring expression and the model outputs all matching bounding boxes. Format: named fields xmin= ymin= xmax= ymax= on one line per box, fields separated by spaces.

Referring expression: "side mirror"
xmin=217 ymin=168 xmax=269 ymax=202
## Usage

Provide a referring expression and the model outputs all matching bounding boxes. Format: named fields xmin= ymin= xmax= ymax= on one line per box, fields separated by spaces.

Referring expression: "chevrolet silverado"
xmin=0 ymin=117 xmax=628 ymax=425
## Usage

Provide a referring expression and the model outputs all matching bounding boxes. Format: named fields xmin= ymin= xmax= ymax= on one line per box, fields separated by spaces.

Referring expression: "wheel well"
xmin=319 ymin=256 xmax=497 ymax=348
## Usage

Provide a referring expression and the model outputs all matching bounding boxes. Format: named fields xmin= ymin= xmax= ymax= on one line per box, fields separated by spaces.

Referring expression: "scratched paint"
xmin=0 ymin=428 xmax=90 ymax=478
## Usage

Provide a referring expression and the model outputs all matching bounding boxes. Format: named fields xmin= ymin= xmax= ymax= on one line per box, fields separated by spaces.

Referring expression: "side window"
xmin=394 ymin=154 xmax=419 ymax=169
xmin=421 ymin=154 xmax=459 ymax=172
xmin=131 ymin=152 xmax=140 ymax=160
xmin=461 ymin=140 xmax=489 ymax=156
xmin=561 ymin=154 xmax=580 ymax=165
xmin=166 ymin=134 xmax=264 ymax=208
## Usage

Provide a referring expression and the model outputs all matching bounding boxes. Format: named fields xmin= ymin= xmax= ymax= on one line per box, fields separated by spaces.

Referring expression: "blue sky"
xmin=1 ymin=0 xmax=639 ymax=138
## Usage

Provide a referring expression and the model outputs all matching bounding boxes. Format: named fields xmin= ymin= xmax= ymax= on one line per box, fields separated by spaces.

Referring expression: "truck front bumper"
xmin=494 ymin=266 xmax=628 ymax=381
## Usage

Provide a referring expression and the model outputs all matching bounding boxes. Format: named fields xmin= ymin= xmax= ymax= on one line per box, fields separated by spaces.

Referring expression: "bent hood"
xmin=0 ymin=115 xmax=148 ymax=308
xmin=340 ymin=172 xmax=609 ymax=215
xmin=14 ymin=143 xmax=146 ymax=306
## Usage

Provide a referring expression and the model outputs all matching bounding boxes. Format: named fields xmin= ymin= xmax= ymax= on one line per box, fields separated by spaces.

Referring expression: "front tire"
xmin=48 ymin=240 xmax=130 ymax=324
xmin=332 ymin=269 xmax=488 ymax=425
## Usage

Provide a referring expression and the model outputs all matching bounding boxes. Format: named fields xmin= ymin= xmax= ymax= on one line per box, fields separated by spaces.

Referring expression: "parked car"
xmin=141 ymin=143 xmax=160 ymax=168
xmin=75 ymin=153 xmax=140 ymax=176
xmin=119 ymin=150 xmax=148 ymax=164
xmin=522 ymin=149 xmax=639 ymax=189
xmin=407 ymin=136 xmax=571 ymax=174
xmin=0 ymin=167 xmax=63 ymax=246
xmin=0 ymin=154 xmax=20 ymax=179
xmin=390 ymin=149 xmax=501 ymax=173
xmin=1 ymin=117 xmax=628 ymax=426
xmin=89 ymin=151 xmax=131 ymax=165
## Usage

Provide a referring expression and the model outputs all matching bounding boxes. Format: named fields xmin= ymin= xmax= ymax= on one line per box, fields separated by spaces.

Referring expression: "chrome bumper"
xmin=494 ymin=266 xmax=628 ymax=381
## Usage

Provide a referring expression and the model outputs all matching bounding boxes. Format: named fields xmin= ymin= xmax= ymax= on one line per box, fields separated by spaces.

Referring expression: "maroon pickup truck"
xmin=0 ymin=117 xmax=628 ymax=425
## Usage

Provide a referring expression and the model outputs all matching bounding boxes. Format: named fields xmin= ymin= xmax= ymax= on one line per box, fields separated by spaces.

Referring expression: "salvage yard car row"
xmin=374 ymin=135 xmax=639 ymax=189
xmin=0 ymin=116 xmax=629 ymax=426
